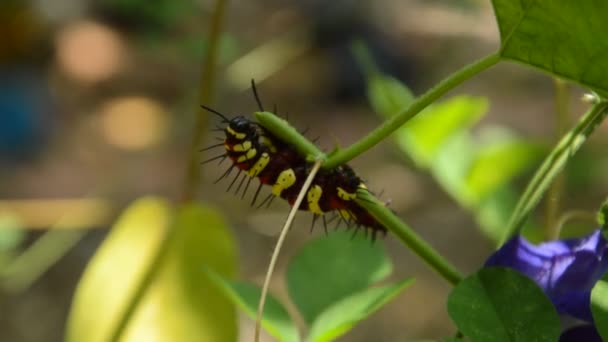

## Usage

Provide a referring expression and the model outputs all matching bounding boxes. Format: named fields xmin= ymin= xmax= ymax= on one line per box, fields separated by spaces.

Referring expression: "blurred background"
xmin=1 ymin=0 xmax=608 ymax=341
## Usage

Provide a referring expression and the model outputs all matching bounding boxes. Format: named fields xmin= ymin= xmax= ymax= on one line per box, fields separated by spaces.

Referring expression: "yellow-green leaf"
xmin=66 ymin=198 xmax=238 ymax=342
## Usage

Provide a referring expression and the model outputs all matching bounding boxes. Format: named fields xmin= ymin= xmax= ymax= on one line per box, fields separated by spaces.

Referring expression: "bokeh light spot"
xmin=55 ymin=20 xmax=125 ymax=83
xmin=100 ymin=96 xmax=169 ymax=151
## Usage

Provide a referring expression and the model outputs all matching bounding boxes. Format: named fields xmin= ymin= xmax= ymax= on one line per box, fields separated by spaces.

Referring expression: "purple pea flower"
xmin=486 ymin=229 xmax=608 ymax=321
xmin=485 ymin=229 xmax=608 ymax=341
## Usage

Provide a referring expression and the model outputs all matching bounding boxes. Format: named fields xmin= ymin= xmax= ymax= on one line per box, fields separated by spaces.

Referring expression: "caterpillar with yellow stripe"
xmin=201 ymin=83 xmax=388 ymax=240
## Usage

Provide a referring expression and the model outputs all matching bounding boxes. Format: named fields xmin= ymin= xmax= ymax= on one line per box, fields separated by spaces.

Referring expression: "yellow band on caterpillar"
xmin=248 ymin=152 xmax=270 ymax=177
xmin=307 ymin=185 xmax=323 ymax=214
xmin=272 ymin=169 xmax=296 ymax=196
xmin=236 ymin=148 xmax=257 ymax=163
xmin=337 ymin=187 xmax=357 ymax=201
xmin=226 ymin=126 xmax=246 ymax=139
xmin=232 ymin=140 xmax=252 ymax=152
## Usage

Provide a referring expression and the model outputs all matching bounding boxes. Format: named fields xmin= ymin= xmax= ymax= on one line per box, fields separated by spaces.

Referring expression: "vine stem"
xmin=503 ymin=99 xmax=608 ymax=244
xmin=324 ymin=52 xmax=501 ymax=169
xmin=356 ymin=191 xmax=462 ymax=285
xmin=182 ymin=0 xmax=229 ymax=202
xmin=254 ymin=160 xmax=323 ymax=342
xmin=543 ymin=78 xmax=569 ymax=240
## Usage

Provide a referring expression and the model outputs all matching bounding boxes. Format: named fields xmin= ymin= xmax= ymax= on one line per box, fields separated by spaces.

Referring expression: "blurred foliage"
xmin=95 ymin=0 xmax=195 ymax=33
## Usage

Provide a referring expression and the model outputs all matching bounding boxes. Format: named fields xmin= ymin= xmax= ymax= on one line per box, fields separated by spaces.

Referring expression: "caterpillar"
xmin=201 ymin=84 xmax=388 ymax=240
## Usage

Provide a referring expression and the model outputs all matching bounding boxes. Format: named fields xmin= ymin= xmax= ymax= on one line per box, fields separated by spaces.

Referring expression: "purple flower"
xmin=485 ymin=229 xmax=608 ymax=322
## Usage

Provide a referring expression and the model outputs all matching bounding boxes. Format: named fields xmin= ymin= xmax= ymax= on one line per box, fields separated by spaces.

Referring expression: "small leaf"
xmin=206 ymin=271 xmax=300 ymax=342
xmin=399 ymin=96 xmax=488 ymax=168
xmin=367 ymin=74 xmax=415 ymax=117
xmin=465 ymin=134 xmax=544 ymax=202
xmin=591 ymin=272 xmax=608 ymax=341
xmin=447 ymin=267 xmax=560 ymax=342
xmin=307 ymin=278 xmax=413 ymax=342
xmin=492 ymin=0 xmax=608 ymax=95
xmin=287 ymin=230 xmax=391 ymax=325
xmin=430 ymin=131 xmax=476 ymax=200
xmin=66 ymin=198 xmax=239 ymax=342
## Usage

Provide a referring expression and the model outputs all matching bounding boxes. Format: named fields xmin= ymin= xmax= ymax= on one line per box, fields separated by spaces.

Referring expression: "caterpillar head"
xmin=225 ymin=116 xmax=258 ymax=141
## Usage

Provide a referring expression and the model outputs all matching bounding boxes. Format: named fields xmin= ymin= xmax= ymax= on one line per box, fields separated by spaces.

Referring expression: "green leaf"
xmin=286 ymin=230 xmax=391 ymax=325
xmin=591 ymin=272 xmax=608 ymax=341
xmin=66 ymin=198 xmax=238 ymax=342
xmin=397 ymin=96 xmax=487 ymax=168
xmin=367 ymin=74 xmax=415 ymax=117
xmin=206 ymin=271 xmax=300 ymax=342
xmin=307 ymin=278 xmax=413 ymax=342
xmin=447 ymin=267 xmax=560 ymax=342
xmin=465 ymin=133 xmax=544 ymax=202
xmin=492 ymin=0 xmax=608 ymax=95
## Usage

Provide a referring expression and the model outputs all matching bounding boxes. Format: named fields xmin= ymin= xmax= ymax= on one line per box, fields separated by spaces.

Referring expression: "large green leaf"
xmin=447 ymin=267 xmax=560 ymax=342
xmin=492 ymin=0 xmax=608 ymax=95
xmin=306 ymin=278 xmax=413 ymax=342
xmin=286 ymin=230 xmax=391 ymax=325
xmin=66 ymin=198 xmax=238 ymax=342
xmin=206 ymin=271 xmax=300 ymax=342
xmin=591 ymin=272 xmax=608 ymax=341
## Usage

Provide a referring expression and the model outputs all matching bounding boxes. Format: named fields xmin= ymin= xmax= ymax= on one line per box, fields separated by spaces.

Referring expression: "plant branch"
xmin=503 ymin=99 xmax=608 ymax=244
xmin=356 ymin=191 xmax=463 ymax=285
xmin=543 ymin=78 xmax=570 ymax=240
xmin=324 ymin=52 xmax=501 ymax=169
xmin=182 ymin=0 xmax=229 ymax=202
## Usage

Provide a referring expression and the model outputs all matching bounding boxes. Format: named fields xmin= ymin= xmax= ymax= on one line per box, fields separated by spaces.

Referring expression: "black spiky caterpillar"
xmin=201 ymin=84 xmax=388 ymax=240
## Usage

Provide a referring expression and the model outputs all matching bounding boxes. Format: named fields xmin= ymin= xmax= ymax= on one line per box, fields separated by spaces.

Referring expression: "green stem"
xmin=543 ymin=78 xmax=570 ymax=240
xmin=553 ymin=210 xmax=597 ymax=234
xmin=182 ymin=0 xmax=229 ymax=202
xmin=324 ymin=52 xmax=501 ymax=169
xmin=357 ymin=191 xmax=462 ymax=285
xmin=1 ymin=229 xmax=86 ymax=293
xmin=503 ymin=99 xmax=608 ymax=244
xmin=254 ymin=111 xmax=325 ymax=161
